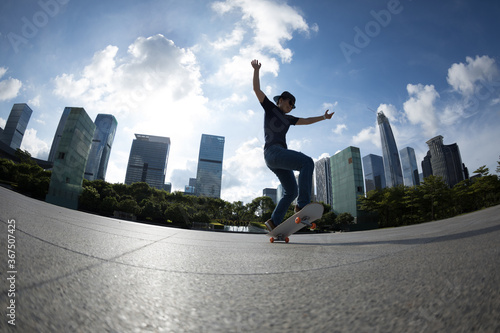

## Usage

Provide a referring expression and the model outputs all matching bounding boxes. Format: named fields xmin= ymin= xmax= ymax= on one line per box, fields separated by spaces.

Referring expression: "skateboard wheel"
xmin=295 ymin=217 xmax=301 ymax=224
xmin=285 ymin=237 xmax=289 ymax=243
xmin=270 ymin=237 xmax=274 ymax=243
xmin=311 ymin=223 xmax=316 ymax=230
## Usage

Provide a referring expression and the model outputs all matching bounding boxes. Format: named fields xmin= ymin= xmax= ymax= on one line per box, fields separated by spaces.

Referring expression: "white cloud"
xmin=0 ymin=67 xmax=22 ymax=101
xmin=377 ymin=103 xmax=398 ymax=123
xmin=447 ymin=55 xmax=500 ymax=97
xmin=222 ymin=137 xmax=270 ymax=202
xmin=208 ymin=0 xmax=315 ymax=88
xmin=211 ymin=26 xmax=246 ymax=50
xmin=332 ymin=123 xmax=347 ymax=135
xmin=0 ymin=117 xmax=6 ymax=128
xmin=212 ymin=0 xmax=312 ymax=62
xmin=403 ymin=83 xmax=440 ymax=136
xmin=20 ymin=128 xmax=49 ymax=160
xmin=352 ymin=125 xmax=379 ymax=147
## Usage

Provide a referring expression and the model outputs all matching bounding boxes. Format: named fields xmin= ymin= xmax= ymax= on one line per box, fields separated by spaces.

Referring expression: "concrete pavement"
xmin=0 ymin=186 xmax=499 ymax=332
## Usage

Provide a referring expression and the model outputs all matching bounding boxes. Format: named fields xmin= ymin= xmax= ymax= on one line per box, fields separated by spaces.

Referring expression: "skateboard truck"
xmin=295 ymin=216 xmax=317 ymax=230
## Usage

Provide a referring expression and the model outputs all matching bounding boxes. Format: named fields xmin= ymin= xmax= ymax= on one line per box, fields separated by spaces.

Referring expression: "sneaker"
xmin=264 ymin=219 xmax=275 ymax=231
xmin=294 ymin=205 xmax=303 ymax=214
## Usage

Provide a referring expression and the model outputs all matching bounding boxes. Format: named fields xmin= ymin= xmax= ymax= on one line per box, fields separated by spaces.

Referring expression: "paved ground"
xmin=0 ymin=186 xmax=499 ymax=332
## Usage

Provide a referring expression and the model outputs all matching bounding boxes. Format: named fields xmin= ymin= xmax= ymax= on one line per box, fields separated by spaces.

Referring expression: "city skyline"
xmin=1 ymin=1 xmax=499 ymax=203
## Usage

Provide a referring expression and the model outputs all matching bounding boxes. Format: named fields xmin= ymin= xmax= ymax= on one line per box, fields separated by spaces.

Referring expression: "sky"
xmin=1 ymin=0 xmax=499 ymax=203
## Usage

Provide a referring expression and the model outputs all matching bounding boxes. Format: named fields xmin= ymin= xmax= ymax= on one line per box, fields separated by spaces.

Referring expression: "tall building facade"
xmin=45 ymin=108 xmax=96 ymax=209
xmin=263 ymin=188 xmax=277 ymax=204
xmin=0 ymin=103 xmax=33 ymax=150
xmin=195 ymin=134 xmax=225 ymax=198
xmin=377 ymin=111 xmax=403 ymax=188
xmin=362 ymin=154 xmax=386 ymax=192
xmin=48 ymin=107 xmax=71 ymax=163
xmin=399 ymin=147 xmax=420 ymax=186
xmin=315 ymin=156 xmax=333 ymax=207
xmin=125 ymin=134 xmax=170 ymax=190
xmin=84 ymin=114 xmax=118 ymax=181
xmin=425 ymin=135 xmax=465 ymax=187
xmin=330 ymin=147 xmax=365 ymax=221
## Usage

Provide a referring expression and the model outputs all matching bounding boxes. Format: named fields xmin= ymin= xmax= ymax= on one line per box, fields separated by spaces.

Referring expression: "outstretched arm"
xmin=296 ymin=109 xmax=335 ymax=125
xmin=251 ymin=59 xmax=265 ymax=103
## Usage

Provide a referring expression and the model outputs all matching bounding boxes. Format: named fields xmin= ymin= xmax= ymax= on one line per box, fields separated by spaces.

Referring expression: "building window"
xmin=348 ymin=157 xmax=353 ymax=164
xmin=57 ymin=152 xmax=66 ymax=160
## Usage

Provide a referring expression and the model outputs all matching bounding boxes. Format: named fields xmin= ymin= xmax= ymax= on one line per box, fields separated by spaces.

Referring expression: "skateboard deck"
xmin=267 ymin=203 xmax=324 ymax=243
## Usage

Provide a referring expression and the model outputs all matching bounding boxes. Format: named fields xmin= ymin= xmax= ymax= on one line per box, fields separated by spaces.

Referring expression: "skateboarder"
xmin=251 ymin=59 xmax=334 ymax=231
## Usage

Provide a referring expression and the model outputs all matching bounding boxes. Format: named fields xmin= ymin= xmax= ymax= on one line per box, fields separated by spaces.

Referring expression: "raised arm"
xmin=251 ymin=59 xmax=265 ymax=103
xmin=296 ymin=109 xmax=335 ymax=125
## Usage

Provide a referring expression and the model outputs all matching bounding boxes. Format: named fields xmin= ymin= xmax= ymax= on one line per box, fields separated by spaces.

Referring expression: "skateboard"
xmin=267 ymin=203 xmax=324 ymax=243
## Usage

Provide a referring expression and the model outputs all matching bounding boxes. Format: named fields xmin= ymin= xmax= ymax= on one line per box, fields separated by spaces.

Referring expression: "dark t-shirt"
xmin=261 ymin=96 xmax=299 ymax=150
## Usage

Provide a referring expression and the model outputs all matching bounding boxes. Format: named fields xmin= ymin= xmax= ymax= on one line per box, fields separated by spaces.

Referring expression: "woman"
xmin=251 ymin=59 xmax=334 ymax=230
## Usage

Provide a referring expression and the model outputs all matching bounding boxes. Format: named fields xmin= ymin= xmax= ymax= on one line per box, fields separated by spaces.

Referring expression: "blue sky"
xmin=1 ymin=0 xmax=499 ymax=203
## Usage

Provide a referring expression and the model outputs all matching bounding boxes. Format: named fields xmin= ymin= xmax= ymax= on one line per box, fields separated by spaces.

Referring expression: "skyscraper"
xmin=195 ymin=134 xmax=225 ymax=198
xmin=84 ymin=114 xmax=118 ymax=181
xmin=48 ymin=107 xmax=71 ymax=163
xmin=0 ymin=103 xmax=33 ymax=150
xmin=263 ymin=188 xmax=277 ymax=204
xmin=315 ymin=156 xmax=333 ymax=207
xmin=45 ymin=108 xmax=95 ymax=209
xmin=377 ymin=111 xmax=403 ymax=188
xmin=425 ymin=135 xmax=465 ymax=187
xmin=330 ymin=146 xmax=365 ymax=221
xmin=399 ymin=147 xmax=420 ymax=186
xmin=125 ymin=134 xmax=170 ymax=190
xmin=362 ymin=154 xmax=386 ymax=192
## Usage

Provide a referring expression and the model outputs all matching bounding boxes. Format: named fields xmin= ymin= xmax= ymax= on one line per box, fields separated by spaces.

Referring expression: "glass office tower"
xmin=195 ymin=134 xmax=225 ymax=198
xmin=0 ymin=103 xmax=33 ymax=150
xmin=315 ymin=156 xmax=333 ymax=207
xmin=399 ymin=147 xmax=420 ymax=186
xmin=330 ymin=147 xmax=365 ymax=221
xmin=48 ymin=107 xmax=71 ymax=163
xmin=362 ymin=154 xmax=386 ymax=192
xmin=377 ymin=111 xmax=403 ymax=188
xmin=425 ymin=135 xmax=465 ymax=187
xmin=125 ymin=134 xmax=170 ymax=190
xmin=46 ymin=108 xmax=96 ymax=209
xmin=84 ymin=114 xmax=118 ymax=181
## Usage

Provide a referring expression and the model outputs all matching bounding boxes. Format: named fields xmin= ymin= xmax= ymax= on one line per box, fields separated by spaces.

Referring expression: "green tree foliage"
xmin=359 ymin=173 xmax=500 ymax=228
xmin=335 ymin=212 xmax=355 ymax=231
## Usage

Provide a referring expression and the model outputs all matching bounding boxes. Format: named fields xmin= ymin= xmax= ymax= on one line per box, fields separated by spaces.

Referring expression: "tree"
xmin=418 ymin=176 xmax=452 ymax=221
xmin=316 ymin=211 xmax=337 ymax=231
xmin=79 ymin=186 xmax=101 ymax=211
xmin=473 ymin=165 xmax=490 ymax=176
xmin=335 ymin=212 xmax=354 ymax=231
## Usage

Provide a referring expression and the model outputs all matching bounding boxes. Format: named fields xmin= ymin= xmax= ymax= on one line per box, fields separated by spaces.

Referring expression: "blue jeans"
xmin=264 ymin=145 xmax=314 ymax=226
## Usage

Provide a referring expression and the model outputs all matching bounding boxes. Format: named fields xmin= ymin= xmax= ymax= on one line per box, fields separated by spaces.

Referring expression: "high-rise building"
xmin=48 ymin=107 xmax=71 ymax=163
xmin=263 ymin=188 xmax=277 ymax=204
xmin=124 ymin=134 xmax=170 ymax=190
xmin=399 ymin=147 xmax=420 ymax=186
xmin=362 ymin=154 xmax=386 ymax=192
xmin=421 ymin=151 xmax=432 ymax=179
xmin=0 ymin=103 xmax=33 ymax=150
xmin=377 ymin=111 xmax=403 ymax=188
xmin=195 ymin=134 xmax=225 ymax=198
xmin=45 ymin=108 xmax=96 ymax=209
xmin=84 ymin=114 xmax=118 ymax=181
xmin=330 ymin=146 xmax=365 ymax=221
xmin=425 ymin=135 xmax=466 ymax=187
xmin=315 ymin=156 xmax=333 ymax=207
